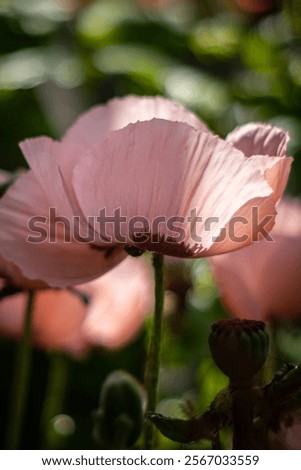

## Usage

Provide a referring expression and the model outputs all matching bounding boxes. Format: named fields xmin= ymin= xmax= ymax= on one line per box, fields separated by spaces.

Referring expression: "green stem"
xmin=144 ymin=253 xmax=165 ymax=450
xmin=231 ymin=386 xmax=255 ymax=450
xmin=6 ymin=290 xmax=34 ymax=449
xmin=40 ymin=352 xmax=69 ymax=449
xmin=230 ymin=381 xmax=266 ymax=450
xmin=264 ymin=323 xmax=278 ymax=383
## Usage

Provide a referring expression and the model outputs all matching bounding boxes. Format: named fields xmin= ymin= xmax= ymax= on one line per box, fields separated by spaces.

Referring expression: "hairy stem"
xmin=6 ymin=290 xmax=34 ymax=449
xmin=230 ymin=381 xmax=261 ymax=450
xmin=144 ymin=253 xmax=165 ymax=450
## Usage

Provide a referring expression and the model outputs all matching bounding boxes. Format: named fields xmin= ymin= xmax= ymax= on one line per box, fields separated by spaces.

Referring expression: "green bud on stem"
xmin=93 ymin=370 xmax=145 ymax=449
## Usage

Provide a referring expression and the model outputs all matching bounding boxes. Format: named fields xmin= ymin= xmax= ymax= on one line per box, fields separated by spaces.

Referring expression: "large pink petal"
xmin=19 ymin=136 xmax=92 ymax=239
xmin=0 ymin=256 xmax=47 ymax=290
xmin=203 ymin=196 xmax=277 ymax=256
xmin=207 ymin=154 xmax=292 ymax=255
xmin=62 ymin=95 xmax=209 ymax=149
xmin=247 ymin=155 xmax=292 ymax=203
xmin=81 ymin=256 xmax=154 ymax=349
xmin=19 ymin=137 xmax=76 ymax=218
xmin=227 ymin=123 xmax=292 ymax=206
xmin=0 ymin=171 xmax=126 ymax=287
xmin=73 ymin=119 xmax=278 ymax=257
xmin=226 ymin=123 xmax=289 ymax=157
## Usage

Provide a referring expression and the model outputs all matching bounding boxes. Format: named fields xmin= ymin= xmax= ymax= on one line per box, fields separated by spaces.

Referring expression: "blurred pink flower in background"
xmin=210 ymin=198 xmax=301 ymax=322
xmin=0 ymin=96 xmax=292 ymax=288
xmin=234 ymin=0 xmax=277 ymax=14
xmin=55 ymin=0 xmax=92 ymax=13
xmin=0 ymin=257 xmax=153 ymax=355
xmin=0 ymin=284 xmax=88 ymax=356
xmin=80 ymin=256 xmax=153 ymax=349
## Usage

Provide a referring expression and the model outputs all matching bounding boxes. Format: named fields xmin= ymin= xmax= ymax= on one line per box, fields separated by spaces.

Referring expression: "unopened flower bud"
xmin=93 ymin=370 xmax=145 ymax=449
xmin=209 ymin=319 xmax=269 ymax=382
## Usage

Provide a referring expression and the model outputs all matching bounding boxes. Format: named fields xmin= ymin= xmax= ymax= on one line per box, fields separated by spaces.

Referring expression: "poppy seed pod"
xmin=209 ymin=319 xmax=269 ymax=382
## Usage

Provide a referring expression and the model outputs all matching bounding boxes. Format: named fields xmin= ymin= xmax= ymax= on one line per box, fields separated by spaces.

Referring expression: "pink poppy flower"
xmin=210 ymin=198 xmax=301 ymax=321
xmin=0 ymin=257 xmax=153 ymax=355
xmin=0 ymin=96 xmax=292 ymax=288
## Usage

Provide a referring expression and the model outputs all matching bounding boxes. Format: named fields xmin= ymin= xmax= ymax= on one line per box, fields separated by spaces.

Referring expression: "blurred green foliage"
xmin=0 ymin=0 xmax=301 ymax=187
xmin=0 ymin=0 xmax=301 ymax=450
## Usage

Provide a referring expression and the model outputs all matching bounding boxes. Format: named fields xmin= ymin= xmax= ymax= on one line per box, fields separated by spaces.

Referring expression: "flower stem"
xmin=231 ymin=385 xmax=255 ymax=449
xmin=40 ymin=352 xmax=69 ymax=449
xmin=264 ymin=322 xmax=278 ymax=382
xmin=144 ymin=253 xmax=165 ymax=450
xmin=230 ymin=380 xmax=264 ymax=450
xmin=6 ymin=290 xmax=34 ymax=449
